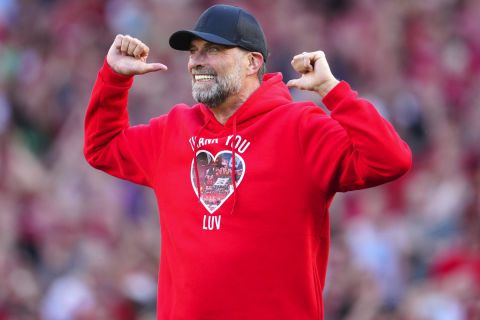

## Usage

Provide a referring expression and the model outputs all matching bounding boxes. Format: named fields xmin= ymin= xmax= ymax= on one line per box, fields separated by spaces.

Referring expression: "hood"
xmin=197 ymin=72 xmax=292 ymax=131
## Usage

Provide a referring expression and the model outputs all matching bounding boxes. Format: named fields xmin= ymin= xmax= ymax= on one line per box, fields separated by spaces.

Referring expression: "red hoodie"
xmin=84 ymin=61 xmax=412 ymax=319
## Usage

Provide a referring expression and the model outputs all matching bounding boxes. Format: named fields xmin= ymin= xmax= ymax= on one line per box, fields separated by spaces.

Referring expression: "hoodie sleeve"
xmin=299 ymin=81 xmax=412 ymax=193
xmin=83 ymin=60 xmax=165 ymax=187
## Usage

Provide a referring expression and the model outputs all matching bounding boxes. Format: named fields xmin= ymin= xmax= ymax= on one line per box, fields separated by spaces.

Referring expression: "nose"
xmin=188 ymin=51 xmax=206 ymax=71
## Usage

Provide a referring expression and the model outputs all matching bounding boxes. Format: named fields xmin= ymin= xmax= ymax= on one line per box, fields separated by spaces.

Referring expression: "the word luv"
xmin=203 ymin=215 xmax=221 ymax=231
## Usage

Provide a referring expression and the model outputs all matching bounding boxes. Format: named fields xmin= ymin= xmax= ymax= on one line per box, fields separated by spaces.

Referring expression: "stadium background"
xmin=0 ymin=0 xmax=479 ymax=319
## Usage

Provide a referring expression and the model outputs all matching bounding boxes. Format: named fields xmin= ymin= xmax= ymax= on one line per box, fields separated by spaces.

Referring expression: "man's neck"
xmin=210 ymin=81 xmax=260 ymax=125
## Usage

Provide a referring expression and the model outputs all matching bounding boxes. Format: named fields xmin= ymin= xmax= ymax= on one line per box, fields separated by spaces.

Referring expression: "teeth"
xmin=195 ymin=75 xmax=215 ymax=81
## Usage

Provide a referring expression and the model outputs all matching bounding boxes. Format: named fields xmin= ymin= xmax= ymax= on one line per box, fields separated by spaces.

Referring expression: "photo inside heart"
xmin=191 ymin=150 xmax=245 ymax=213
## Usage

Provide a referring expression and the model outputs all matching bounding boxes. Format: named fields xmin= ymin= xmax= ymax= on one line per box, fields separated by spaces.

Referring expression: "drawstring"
xmin=230 ymin=117 xmax=238 ymax=214
xmin=193 ymin=118 xmax=211 ymax=202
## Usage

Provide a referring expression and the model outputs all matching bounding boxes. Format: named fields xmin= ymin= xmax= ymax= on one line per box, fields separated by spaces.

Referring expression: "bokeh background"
xmin=1 ymin=0 xmax=479 ymax=319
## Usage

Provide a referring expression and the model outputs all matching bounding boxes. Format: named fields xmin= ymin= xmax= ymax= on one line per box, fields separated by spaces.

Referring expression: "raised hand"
xmin=106 ymin=34 xmax=168 ymax=76
xmin=286 ymin=51 xmax=339 ymax=97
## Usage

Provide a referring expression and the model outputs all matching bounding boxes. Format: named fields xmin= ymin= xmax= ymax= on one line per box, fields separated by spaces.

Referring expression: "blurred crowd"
xmin=0 ymin=0 xmax=479 ymax=319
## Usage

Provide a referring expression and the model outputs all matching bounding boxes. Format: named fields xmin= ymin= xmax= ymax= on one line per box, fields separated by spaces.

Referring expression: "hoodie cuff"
xmin=321 ymin=81 xmax=356 ymax=111
xmin=99 ymin=58 xmax=134 ymax=87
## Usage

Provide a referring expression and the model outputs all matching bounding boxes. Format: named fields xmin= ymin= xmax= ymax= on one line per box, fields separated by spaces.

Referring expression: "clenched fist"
xmin=287 ymin=51 xmax=339 ymax=97
xmin=106 ymin=34 xmax=168 ymax=76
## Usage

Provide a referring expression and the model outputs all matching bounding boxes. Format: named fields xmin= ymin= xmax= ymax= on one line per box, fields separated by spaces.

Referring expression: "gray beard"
xmin=192 ymin=66 xmax=242 ymax=108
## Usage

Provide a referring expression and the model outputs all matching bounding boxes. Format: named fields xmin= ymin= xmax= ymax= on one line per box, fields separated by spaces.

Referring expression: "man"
xmin=84 ymin=4 xmax=412 ymax=319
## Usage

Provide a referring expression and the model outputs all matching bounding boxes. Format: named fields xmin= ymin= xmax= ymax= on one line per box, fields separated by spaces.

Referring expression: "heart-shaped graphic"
xmin=191 ymin=150 xmax=245 ymax=213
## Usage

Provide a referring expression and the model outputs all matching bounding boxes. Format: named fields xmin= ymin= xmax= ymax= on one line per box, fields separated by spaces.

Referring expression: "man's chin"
xmin=193 ymin=81 xmax=215 ymax=91
xmin=193 ymin=94 xmax=224 ymax=108
xmin=192 ymin=84 xmax=230 ymax=108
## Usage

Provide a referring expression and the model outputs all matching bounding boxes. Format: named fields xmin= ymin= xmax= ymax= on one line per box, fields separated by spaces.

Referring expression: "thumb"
xmin=286 ymin=78 xmax=302 ymax=89
xmin=140 ymin=62 xmax=168 ymax=74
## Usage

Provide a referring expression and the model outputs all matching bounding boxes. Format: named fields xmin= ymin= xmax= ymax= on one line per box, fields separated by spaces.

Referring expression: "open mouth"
xmin=194 ymin=74 xmax=216 ymax=82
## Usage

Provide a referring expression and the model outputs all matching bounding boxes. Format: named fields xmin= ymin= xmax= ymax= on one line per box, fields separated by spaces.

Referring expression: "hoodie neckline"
xmin=198 ymin=72 xmax=292 ymax=130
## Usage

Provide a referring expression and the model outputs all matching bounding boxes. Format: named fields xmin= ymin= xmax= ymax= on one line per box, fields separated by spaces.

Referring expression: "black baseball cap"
xmin=169 ymin=4 xmax=268 ymax=61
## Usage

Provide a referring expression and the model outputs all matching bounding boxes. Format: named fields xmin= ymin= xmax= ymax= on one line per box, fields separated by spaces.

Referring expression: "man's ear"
xmin=246 ymin=52 xmax=264 ymax=76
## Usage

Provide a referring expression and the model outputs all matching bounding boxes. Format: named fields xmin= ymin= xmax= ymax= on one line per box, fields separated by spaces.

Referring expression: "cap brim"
xmin=169 ymin=30 xmax=237 ymax=51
